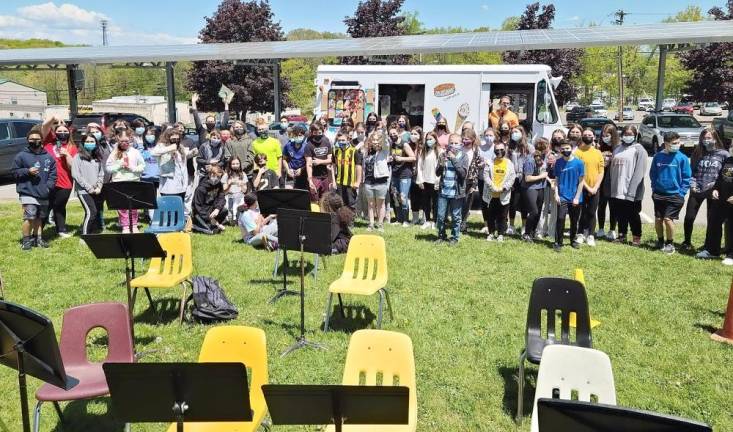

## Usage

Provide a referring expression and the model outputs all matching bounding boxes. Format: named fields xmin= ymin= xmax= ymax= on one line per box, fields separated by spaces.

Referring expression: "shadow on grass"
xmin=262 ymin=318 xmax=300 ymax=339
xmin=498 ymin=365 xmax=536 ymax=420
xmin=414 ymin=233 xmax=438 ymax=242
xmin=323 ymin=304 xmax=377 ymax=333
xmin=45 ymin=399 xmax=127 ymax=432
xmin=694 ymin=323 xmax=719 ymax=334
xmin=133 ymin=297 xmax=182 ymax=325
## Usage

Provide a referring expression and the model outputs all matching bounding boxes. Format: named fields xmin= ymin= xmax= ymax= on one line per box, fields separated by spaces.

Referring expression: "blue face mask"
xmin=92 ymin=131 xmax=102 ymax=140
xmin=135 ymin=127 xmax=145 ymax=136
xmin=210 ymin=138 xmax=221 ymax=146
xmin=83 ymin=142 xmax=96 ymax=152
xmin=145 ymin=135 xmax=156 ymax=144
xmin=292 ymin=137 xmax=304 ymax=145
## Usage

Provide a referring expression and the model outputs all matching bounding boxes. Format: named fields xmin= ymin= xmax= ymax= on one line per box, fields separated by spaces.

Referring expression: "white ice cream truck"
xmin=313 ymin=64 xmax=564 ymax=140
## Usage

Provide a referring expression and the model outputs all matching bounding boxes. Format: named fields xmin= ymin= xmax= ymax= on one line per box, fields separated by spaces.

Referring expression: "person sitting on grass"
xmin=253 ymin=153 xmax=280 ymax=191
xmin=192 ymin=166 xmax=228 ymax=235
xmin=552 ymin=139 xmax=585 ymax=252
xmin=222 ymin=156 xmax=248 ymax=225
xmin=13 ymin=126 xmax=56 ymax=250
xmin=238 ymin=192 xmax=278 ymax=250
xmin=320 ymin=190 xmax=354 ymax=254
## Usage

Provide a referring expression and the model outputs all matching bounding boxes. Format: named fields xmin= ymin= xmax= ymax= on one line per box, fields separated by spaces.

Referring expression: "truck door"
xmin=478 ymin=77 xmax=491 ymax=132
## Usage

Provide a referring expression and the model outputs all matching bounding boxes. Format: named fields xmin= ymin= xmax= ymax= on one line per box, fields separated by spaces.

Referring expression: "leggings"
xmin=48 ymin=187 xmax=72 ymax=234
xmin=508 ymin=185 xmax=523 ymax=224
xmin=78 ymin=192 xmax=105 ymax=235
xmin=684 ymin=190 xmax=711 ymax=244
xmin=461 ymin=182 xmax=478 ymax=230
xmin=579 ymin=190 xmax=600 ymax=235
xmin=477 ymin=181 xmax=490 ymax=226
xmin=612 ymin=198 xmax=642 ymax=238
xmin=598 ymin=195 xmax=616 ymax=231
xmin=487 ymin=198 xmax=509 ymax=235
xmin=556 ymin=202 xmax=581 ymax=246
xmin=524 ymin=187 xmax=545 ymax=237
xmin=409 ymin=182 xmax=421 ymax=216
xmin=704 ymin=199 xmax=731 ymax=256
xmin=420 ymin=183 xmax=438 ymax=222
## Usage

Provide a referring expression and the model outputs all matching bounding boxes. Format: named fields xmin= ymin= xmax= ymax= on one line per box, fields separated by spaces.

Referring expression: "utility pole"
xmin=101 ymin=20 xmax=109 ymax=46
xmin=614 ymin=10 xmax=627 ymax=120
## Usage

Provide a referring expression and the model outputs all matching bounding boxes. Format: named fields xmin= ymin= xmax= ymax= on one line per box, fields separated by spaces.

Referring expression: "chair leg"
xmin=337 ymin=294 xmax=345 ymax=318
xmin=377 ymin=289 xmax=384 ymax=329
xmin=273 ymin=249 xmax=280 ymax=278
xmin=179 ymin=281 xmax=190 ymax=324
xmin=53 ymin=402 xmax=64 ymax=424
xmin=32 ymin=401 xmax=42 ymax=432
xmin=517 ymin=350 xmax=527 ymax=424
xmin=144 ymin=288 xmax=156 ymax=313
xmin=324 ymin=293 xmax=333 ymax=332
xmin=383 ymin=288 xmax=394 ymax=321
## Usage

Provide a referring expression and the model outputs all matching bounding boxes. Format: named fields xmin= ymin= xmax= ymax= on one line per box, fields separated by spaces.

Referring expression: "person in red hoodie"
xmin=41 ymin=115 xmax=78 ymax=238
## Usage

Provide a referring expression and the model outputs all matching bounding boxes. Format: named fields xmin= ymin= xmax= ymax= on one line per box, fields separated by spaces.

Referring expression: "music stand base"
xmin=268 ymin=289 xmax=300 ymax=304
xmin=281 ymin=336 xmax=326 ymax=357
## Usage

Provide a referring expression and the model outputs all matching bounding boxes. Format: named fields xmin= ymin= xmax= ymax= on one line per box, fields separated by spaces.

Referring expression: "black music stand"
xmin=104 ymin=362 xmax=252 ymax=432
xmin=82 ymin=233 xmax=166 ymax=341
xmin=277 ymin=209 xmax=332 ymax=357
xmin=257 ymin=189 xmax=310 ymax=303
xmin=0 ymin=301 xmax=77 ymax=432
xmin=263 ymin=384 xmax=409 ymax=432
xmin=103 ymin=181 xmax=158 ymax=232
xmin=537 ymin=399 xmax=712 ymax=432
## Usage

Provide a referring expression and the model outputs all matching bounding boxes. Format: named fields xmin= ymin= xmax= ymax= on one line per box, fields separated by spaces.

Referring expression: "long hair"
xmin=423 ymin=131 xmax=440 ymax=160
xmin=600 ymin=123 xmax=619 ymax=152
xmin=159 ymin=128 xmax=186 ymax=158
xmin=510 ymin=125 xmax=530 ymax=156
xmin=409 ymin=126 xmax=423 ymax=153
xmin=78 ymin=134 xmax=102 ymax=162
xmin=53 ymin=123 xmax=75 ymax=147
xmin=143 ymin=125 xmax=159 ymax=149
xmin=226 ymin=156 xmax=244 ymax=179
xmin=367 ymin=131 xmax=386 ymax=153
xmin=692 ymin=126 xmax=724 ymax=165
xmin=397 ymin=114 xmax=411 ymax=130
xmin=461 ymin=128 xmax=479 ymax=150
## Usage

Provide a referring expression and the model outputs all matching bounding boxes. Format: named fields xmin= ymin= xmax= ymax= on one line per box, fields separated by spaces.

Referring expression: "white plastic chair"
xmin=530 ymin=345 xmax=616 ymax=432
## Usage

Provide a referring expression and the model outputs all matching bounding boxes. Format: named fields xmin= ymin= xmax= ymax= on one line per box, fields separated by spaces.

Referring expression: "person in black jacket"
xmin=12 ymin=126 xmax=57 ymax=250
xmin=703 ymin=156 xmax=733 ymax=265
xmin=192 ymin=166 xmax=228 ymax=235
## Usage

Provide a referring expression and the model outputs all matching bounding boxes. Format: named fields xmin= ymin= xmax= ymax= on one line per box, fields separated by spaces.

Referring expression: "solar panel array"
xmin=0 ymin=20 xmax=731 ymax=66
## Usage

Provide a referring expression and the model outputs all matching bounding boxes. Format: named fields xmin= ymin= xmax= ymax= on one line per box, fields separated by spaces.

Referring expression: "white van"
xmin=313 ymin=64 xmax=564 ymax=140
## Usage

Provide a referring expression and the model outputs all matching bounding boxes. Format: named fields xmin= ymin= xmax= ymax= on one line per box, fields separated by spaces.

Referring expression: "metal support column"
xmin=273 ymin=61 xmax=281 ymax=120
xmin=654 ymin=45 xmax=667 ymax=112
xmin=66 ymin=65 xmax=78 ymax=119
xmin=165 ymin=62 xmax=177 ymax=123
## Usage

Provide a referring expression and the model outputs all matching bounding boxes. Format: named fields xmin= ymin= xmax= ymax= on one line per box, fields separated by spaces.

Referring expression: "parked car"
xmin=712 ymin=111 xmax=733 ymax=146
xmin=637 ymin=98 xmax=655 ymax=111
xmin=638 ymin=113 xmax=704 ymax=155
xmin=70 ymin=112 xmax=155 ymax=142
xmin=564 ymin=101 xmax=580 ymax=111
xmin=589 ymin=103 xmax=608 ymax=118
xmin=700 ymin=102 xmax=723 ymax=116
xmin=672 ymin=101 xmax=694 ymax=115
xmin=614 ymin=107 xmax=634 ymax=121
xmin=578 ymin=118 xmax=616 ymax=140
xmin=565 ymin=106 xmax=593 ymax=123
xmin=721 ymin=101 xmax=729 ymax=111
xmin=285 ymin=115 xmax=308 ymax=123
xmin=661 ymin=98 xmax=677 ymax=111
xmin=269 ymin=121 xmax=309 ymax=135
xmin=0 ymin=119 xmax=42 ymax=177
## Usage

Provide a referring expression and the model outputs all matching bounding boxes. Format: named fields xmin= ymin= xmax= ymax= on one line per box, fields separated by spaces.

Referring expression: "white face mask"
xmin=669 ymin=143 xmax=681 ymax=153
xmin=622 ymin=136 xmax=635 ymax=144
xmin=511 ymin=131 xmax=522 ymax=142
xmin=602 ymin=136 xmax=611 ymax=144
xmin=483 ymin=136 xmax=494 ymax=145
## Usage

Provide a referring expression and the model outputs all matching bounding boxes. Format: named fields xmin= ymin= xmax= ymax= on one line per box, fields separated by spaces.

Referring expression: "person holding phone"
xmin=41 ymin=115 xmax=77 ymax=238
xmin=105 ymin=132 xmax=146 ymax=233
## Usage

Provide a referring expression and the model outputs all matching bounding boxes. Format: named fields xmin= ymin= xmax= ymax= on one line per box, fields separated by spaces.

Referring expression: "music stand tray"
xmin=537 ymin=398 xmax=712 ymax=432
xmin=103 ymin=181 xmax=158 ymax=233
xmin=0 ymin=301 xmax=77 ymax=432
xmin=263 ymin=384 xmax=409 ymax=432
xmin=104 ymin=362 xmax=252 ymax=432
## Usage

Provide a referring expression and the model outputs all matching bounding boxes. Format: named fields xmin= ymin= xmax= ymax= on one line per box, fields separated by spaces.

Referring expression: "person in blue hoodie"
xmin=12 ymin=126 xmax=57 ymax=250
xmin=649 ymin=132 xmax=691 ymax=254
xmin=553 ymin=139 xmax=585 ymax=251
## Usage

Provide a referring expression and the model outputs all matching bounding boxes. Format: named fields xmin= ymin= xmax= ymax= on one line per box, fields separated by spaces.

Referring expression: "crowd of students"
xmin=10 ymin=94 xmax=733 ymax=264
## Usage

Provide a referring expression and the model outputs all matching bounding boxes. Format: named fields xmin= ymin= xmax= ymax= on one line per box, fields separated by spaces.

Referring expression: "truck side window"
xmin=535 ymin=80 xmax=558 ymax=124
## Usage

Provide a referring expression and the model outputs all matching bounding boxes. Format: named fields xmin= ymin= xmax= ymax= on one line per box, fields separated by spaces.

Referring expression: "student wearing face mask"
xmin=154 ymin=130 xmax=192 ymax=222
xmin=252 ymin=118 xmax=283 ymax=179
xmin=72 ymin=134 xmax=105 ymax=236
xmin=566 ymin=123 xmax=583 ymax=149
xmin=13 ymin=127 xmax=56 ymax=250
xmin=107 ymin=120 xmax=132 ymax=147
xmin=597 ymin=124 xmax=618 ymax=240
xmin=352 ymin=122 xmax=367 ymax=147
xmin=106 ymin=132 xmax=146 ymax=234
xmin=130 ymin=119 xmax=147 ymax=150
xmin=408 ymin=126 xmax=424 ymax=225
xmin=397 ymin=115 xmax=411 ymax=143
xmin=540 ymin=129 xmax=566 ymax=239
xmin=276 ymin=116 xmax=291 ymax=148
xmin=222 ymin=157 xmax=248 ymax=224
xmin=435 ymin=134 xmax=469 ymax=245
xmin=41 ymin=115 xmax=77 ymax=238
xmin=476 ymin=128 xmax=497 ymax=233
xmin=365 ymin=112 xmax=379 ymax=135
xmin=460 ymin=128 xmax=482 ymax=233
xmin=507 ymin=126 xmax=534 ymax=236
xmin=609 ymin=125 xmax=647 ymax=245
xmin=497 ymin=120 xmax=511 ymax=146
xmin=192 ymin=166 xmax=228 ymax=235
xmin=649 ymin=132 xmax=691 ymax=255
xmin=684 ymin=127 xmax=729 ymax=250
xmin=701 ymin=151 xmax=733 ymax=264
xmin=196 ymin=130 xmax=226 ymax=178
xmin=253 ymin=153 xmax=280 ymax=191
xmin=305 ymin=122 xmax=335 ymax=202
xmin=283 ymin=125 xmax=308 ymax=189
xmin=191 ymin=92 xmax=231 ymax=142
xmin=388 ymin=126 xmax=417 ymax=226
xmin=416 ymin=131 xmax=441 ymax=230
xmin=140 ymin=127 xmax=161 ymax=207
xmin=433 ymin=116 xmax=451 ymax=149
xmin=223 ymin=120 xmax=255 ymax=175
xmin=553 ymin=140 xmax=585 ymax=251
xmin=489 ymin=95 xmax=520 ymax=129
xmin=362 ymin=131 xmax=391 ymax=232
xmin=334 ymin=132 xmax=363 ymax=211
xmin=483 ymin=142 xmax=516 ymax=242
xmin=522 ymin=139 xmax=549 ymax=242
xmin=573 ymin=128 xmax=604 ymax=247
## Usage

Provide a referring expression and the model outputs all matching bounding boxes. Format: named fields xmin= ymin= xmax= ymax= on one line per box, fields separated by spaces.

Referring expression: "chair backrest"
xmin=340 ymin=234 xmax=388 ymax=285
xmin=525 ymin=278 xmax=592 ymax=362
xmin=531 ymin=345 xmax=616 ymax=432
xmin=58 ymin=302 xmax=134 ymax=367
xmin=150 ymin=196 xmax=185 ymax=230
xmin=198 ymin=326 xmax=268 ymax=410
xmin=310 ymin=203 xmax=321 ymax=212
xmin=342 ymin=330 xmax=416 ymax=427
xmin=145 ymin=233 xmax=193 ymax=279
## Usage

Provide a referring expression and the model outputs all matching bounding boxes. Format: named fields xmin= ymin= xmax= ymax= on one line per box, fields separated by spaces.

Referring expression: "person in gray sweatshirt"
xmin=609 ymin=125 xmax=647 ymax=245
xmin=72 ymin=134 xmax=105 ymax=235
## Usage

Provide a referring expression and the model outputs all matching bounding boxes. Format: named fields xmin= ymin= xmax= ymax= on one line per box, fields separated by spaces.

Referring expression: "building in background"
xmin=92 ymin=95 xmax=192 ymax=125
xmin=0 ymin=79 xmax=47 ymax=120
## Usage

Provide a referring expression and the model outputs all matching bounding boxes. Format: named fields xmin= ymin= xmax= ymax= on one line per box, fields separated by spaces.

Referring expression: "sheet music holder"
xmin=277 ymin=209 xmax=332 ymax=357
xmin=256 ymin=189 xmax=311 ymax=303
xmin=103 ymin=181 xmax=158 ymax=232
xmin=0 ymin=301 xmax=77 ymax=432
xmin=83 ymin=233 xmax=166 ymax=340
xmin=263 ymin=384 xmax=409 ymax=432
xmin=537 ymin=399 xmax=712 ymax=432
xmin=104 ymin=362 xmax=252 ymax=432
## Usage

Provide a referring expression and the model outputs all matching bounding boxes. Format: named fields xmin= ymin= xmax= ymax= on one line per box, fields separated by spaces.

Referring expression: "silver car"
xmin=638 ymin=113 xmax=704 ymax=154
xmin=0 ymin=119 xmax=42 ymax=177
xmin=700 ymin=102 xmax=723 ymax=116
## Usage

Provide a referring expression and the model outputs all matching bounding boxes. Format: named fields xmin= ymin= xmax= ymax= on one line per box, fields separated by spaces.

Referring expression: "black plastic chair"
xmin=516 ymin=277 xmax=593 ymax=424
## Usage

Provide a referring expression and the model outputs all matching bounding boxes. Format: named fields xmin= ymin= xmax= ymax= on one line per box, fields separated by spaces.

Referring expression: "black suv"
xmin=70 ymin=113 xmax=155 ymax=141
xmin=566 ymin=106 xmax=593 ymax=123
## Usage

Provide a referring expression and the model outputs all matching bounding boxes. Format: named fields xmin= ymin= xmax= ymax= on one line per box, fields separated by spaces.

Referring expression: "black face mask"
xmin=115 ymin=127 xmax=126 ymax=133
xmin=206 ymin=123 xmax=216 ymax=131
xmin=56 ymin=132 xmax=69 ymax=142
xmin=28 ymin=140 xmax=42 ymax=149
xmin=170 ymin=139 xmax=180 ymax=145
xmin=311 ymin=135 xmax=323 ymax=143
xmin=367 ymin=119 xmax=376 ymax=125
xmin=494 ymin=149 xmax=506 ymax=158
xmin=500 ymin=129 xmax=510 ymax=136
xmin=233 ymin=128 xmax=244 ymax=136
xmin=582 ymin=136 xmax=594 ymax=145
xmin=551 ymin=137 xmax=562 ymax=147
xmin=562 ymin=149 xmax=572 ymax=157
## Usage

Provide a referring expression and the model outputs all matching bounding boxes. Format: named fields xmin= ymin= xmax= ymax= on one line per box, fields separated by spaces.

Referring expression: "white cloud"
xmin=567 ymin=16 xmax=580 ymax=21
xmin=0 ymin=2 xmax=196 ymax=46
xmin=481 ymin=4 xmax=489 ymax=11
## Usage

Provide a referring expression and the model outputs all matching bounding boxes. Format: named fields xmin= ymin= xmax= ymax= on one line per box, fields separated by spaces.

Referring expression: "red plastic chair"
xmin=33 ymin=302 xmax=134 ymax=432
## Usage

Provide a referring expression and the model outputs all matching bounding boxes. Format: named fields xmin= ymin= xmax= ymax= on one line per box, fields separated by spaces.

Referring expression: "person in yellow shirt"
xmin=252 ymin=118 xmax=282 ymax=181
xmin=482 ymin=142 xmax=516 ymax=241
xmin=489 ymin=95 xmax=520 ymax=130
xmin=573 ymin=127 xmax=605 ymax=246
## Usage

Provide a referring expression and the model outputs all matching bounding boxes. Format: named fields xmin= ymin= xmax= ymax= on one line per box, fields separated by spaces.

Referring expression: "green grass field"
xmin=0 ymin=201 xmax=731 ymax=431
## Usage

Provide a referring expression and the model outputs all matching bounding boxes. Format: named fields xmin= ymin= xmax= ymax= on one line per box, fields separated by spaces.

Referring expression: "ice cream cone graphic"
xmin=455 ymin=103 xmax=470 ymax=132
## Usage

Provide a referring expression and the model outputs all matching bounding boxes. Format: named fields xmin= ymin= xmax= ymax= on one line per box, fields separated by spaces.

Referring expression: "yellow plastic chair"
xmin=166 ymin=326 xmax=269 ymax=432
xmin=569 ymin=268 xmax=601 ymax=328
xmin=129 ymin=232 xmax=193 ymax=323
xmin=323 ymin=235 xmax=391 ymax=331
xmin=326 ymin=329 xmax=416 ymax=432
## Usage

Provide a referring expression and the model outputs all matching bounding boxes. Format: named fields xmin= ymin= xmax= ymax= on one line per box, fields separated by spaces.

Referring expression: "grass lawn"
xmin=0 ymin=200 xmax=731 ymax=431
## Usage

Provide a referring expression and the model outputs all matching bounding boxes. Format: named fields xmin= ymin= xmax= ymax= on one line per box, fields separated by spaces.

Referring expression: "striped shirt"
xmin=334 ymin=145 xmax=362 ymax=186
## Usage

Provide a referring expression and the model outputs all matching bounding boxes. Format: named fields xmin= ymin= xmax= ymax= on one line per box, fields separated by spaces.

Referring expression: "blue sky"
xmin=0 ymin=0 xmax=723 ymax=45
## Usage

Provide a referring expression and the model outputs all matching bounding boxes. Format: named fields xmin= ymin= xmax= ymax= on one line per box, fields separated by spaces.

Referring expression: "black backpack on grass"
xmin=186 ymin=276 xmax=238 ymax=322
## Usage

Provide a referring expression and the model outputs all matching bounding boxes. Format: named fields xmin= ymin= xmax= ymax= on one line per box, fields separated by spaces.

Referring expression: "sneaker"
xmin=402 ymin=222 xmax=410 ymax=228
xmin=480 ymin=226 xmax=489 ymax=234
xmin=522 ymin=234 xmax=533 ymax=243
xmin=662 ymin=244 xmax=676 ymax=255
xmin=58 ymin=231 xmax=72 ymax=239
xmin=696 ymin=250 xmax=715 ymax=259
xmin=505 ymin=226 xmax=515 ymax=235
xmin=575 ymin=233 xmax=585 ymax=244
xmin=655 ymin=239 xmax=664 ymax=250
xmin=606 ymin=230 xmax=617 ymax=240
xmin=122 ymin=227 xmax=131 ymax=234
xmin=35 ymin=237 xmax=49 ymax=248
xmin=448 ymin=239 xmax=458 ymax=247
xmin=420 ymin=222 xmax=431 ymax=230
xmin=535 ymin=232 xmax=544 ymax=240
xmin=680 ymin=242 xmax=693 ymax=250
xmin=586 ymin=235 xmax=596 ymax=247
xmin=722 ymin=257 xmax=733 ymax=266
xmin=496 ymin=235 xmax=504 ymax=243
xmin=486 ymin=234 xmax=496 ymax=242
xmin=632 ymin=236 xmax=642 ymax=246
xmin=377 ymin=224 xmax=385 ymax=233
xmin=596 ymin=229 xmax=605 ymax=238
xmin=21 ymin=238 xmax=33 ymax=251
xmin=553 ymin=243 xmax=563 ymax=252
xmin=367 ymin=225 xmax=374 ymax=232
xmin=430 ymin=222 xmax=436 ymax=229
xmin=571 ymin=241 xmax=581 ymax=249
xmin=131 ymin=226 xmax=140 ymax=234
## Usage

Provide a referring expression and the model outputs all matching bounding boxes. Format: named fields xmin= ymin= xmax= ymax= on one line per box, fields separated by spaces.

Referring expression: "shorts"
xmin=653 ymin=193 xmax=684 ymax=220
xmin=364 ymin=181 xmax=389 ymax=200
xmin=20 ymin=195 xmax=49 ymax=220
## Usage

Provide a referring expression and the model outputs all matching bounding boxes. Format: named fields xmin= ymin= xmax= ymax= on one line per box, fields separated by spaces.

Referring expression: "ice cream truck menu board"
xmin=328 ymin=89 xmax=365 ymax=125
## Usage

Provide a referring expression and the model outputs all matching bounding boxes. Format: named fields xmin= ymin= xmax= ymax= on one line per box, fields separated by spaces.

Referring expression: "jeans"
xmin=579 ymin=190 xmax=600 ymax=235
xmin=436 ymin=195 xmax=462 ymax=241
xmin=523 ymin=187 xmax=545 ymax=237
xmin=393 ymin=177 xmax=412 ymax=223
xmin=541 ymin=187 xmax=557 ymax=238
xmin=245 ymin=221 xmax=279 ymax=247
xmin=556 ymin=201 xmax=581 ymax=246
